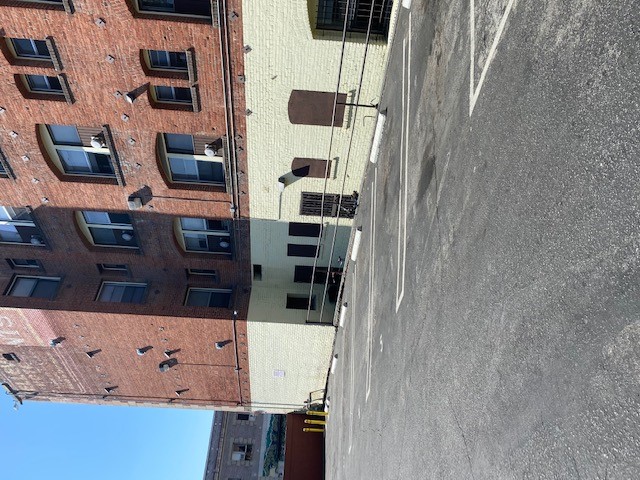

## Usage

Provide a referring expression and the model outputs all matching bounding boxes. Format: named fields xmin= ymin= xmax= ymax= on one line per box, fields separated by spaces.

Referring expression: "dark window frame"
xmin=6 ymin=258 xmax=43 ymax=269
xmin=5 ymin=275 xmax=61 ymax=300
xmin=184 ymin=287 xmax=232 ymax=308
xmin=288 ymin=222 xmax=321 ymax=237
xmin=315 ymin=0 xmax=393 ymax=37
xmin=96 ymin=281 xmax=147 ymax=304
xmin=287 ymin=244 xmax=319 ymax=258
xmin=286 ymin=294 xmax=316 ymax=310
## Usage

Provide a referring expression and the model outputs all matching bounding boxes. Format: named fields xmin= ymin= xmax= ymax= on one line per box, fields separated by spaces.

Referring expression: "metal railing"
xmin=316 ymin=0 xmax=393 ymax=37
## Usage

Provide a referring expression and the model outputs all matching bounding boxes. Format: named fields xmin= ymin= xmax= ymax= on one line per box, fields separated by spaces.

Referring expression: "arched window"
xmin=39 ymin=124 xmax=116 ymax=178
xmin=157 ymin=133 xmax=225 ymax=187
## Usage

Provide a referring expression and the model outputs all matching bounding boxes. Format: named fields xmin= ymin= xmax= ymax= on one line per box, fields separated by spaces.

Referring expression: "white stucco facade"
xmin=242 ymin=0 xmax=397 ymax=412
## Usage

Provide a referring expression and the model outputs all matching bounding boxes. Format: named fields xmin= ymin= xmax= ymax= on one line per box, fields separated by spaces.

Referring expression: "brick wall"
xmin=0 ymin=0 xmax=251 ymax=408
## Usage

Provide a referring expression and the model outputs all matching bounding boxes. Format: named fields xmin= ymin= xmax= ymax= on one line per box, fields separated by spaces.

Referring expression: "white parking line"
xmin=366 ymin=170 xmax=377 ymax=401
xmin=396 ymin=14 xmax=411 ymax=312
xmin=397 ymin=36 xmax=405 ymax=309
xmin=348 ymin=264 xmax=356 ymax=454
xmin=469 ymin=0 xmax=516 ymax=115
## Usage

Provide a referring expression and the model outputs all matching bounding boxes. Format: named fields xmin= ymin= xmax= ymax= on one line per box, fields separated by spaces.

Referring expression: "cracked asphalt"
xmin=326 ymin=0 xmax=640 ymax=478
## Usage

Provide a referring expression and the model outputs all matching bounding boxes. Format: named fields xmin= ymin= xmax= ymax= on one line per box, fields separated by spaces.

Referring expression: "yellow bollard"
xmin=303 ymin=428 xmax=324 ymax=433
xmin=306 ymin=410 xmax=329 ymax=417
xmin=304 ymin=419 xmax=327 ymax=426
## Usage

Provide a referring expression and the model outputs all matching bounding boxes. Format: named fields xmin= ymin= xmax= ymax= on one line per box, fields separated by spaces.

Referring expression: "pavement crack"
xmin=448 ymin=395 xmax=476 ymax=480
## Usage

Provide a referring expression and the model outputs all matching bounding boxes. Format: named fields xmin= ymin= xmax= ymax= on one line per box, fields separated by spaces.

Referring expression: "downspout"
xmin=217 ymin=0 xmax=244 ymax=407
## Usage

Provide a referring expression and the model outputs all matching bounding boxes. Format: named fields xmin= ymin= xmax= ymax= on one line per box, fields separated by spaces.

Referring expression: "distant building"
xmin=0 ymin=0 xmax=396 ymax=412
xmin=203 ymin=411 xmax=286 ymax=479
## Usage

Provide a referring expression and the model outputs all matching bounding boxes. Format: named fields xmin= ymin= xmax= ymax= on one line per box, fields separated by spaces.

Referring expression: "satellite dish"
xmin=90 ymin=136 xmax=106 ymax=149
xmin=121 ymin=232 xmax=133 ymax=241
xmin=219 ymin=241 xmax=230 ymax=248
xmin=204 ymin=144 xmax=216 ymax=157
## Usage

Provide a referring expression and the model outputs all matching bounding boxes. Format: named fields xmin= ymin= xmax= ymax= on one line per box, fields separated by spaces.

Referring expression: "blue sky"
xmin=0 ymin=391 xmax=214 ymax=480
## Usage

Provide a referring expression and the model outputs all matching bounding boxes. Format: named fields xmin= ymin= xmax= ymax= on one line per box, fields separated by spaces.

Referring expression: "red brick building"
xmin=0 ymin=0 xmax=252 ymax=408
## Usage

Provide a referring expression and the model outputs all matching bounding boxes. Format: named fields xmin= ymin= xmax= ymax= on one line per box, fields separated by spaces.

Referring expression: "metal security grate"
xmin=300 ymin=192 xmax=357 ymax=218
xmin=316 ymin=0 xmax=393 ymax=37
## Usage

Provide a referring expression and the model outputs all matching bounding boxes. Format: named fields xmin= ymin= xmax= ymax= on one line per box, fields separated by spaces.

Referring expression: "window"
xmin=316 ymin=0 xmax=392 ymax=37
xmin=287 ymin=244 xmax=318 ymax=258
xmin=9 ymin=38 xmax=51 ymax=59
xmin=177 ymin=217 xmax=232 ymax=254
xmin=2 ymin=353 xmax=20 ymax=362
xmin=6 ymin=0 xmax=67 ymax=7
xmin=25 ymin=74 xmax=62 ymax=93
xmin=231 ymin=443 xmax=253 ymax=462
xmin=286 ymin=294 xmax=316 ymax=310
xmin=98 ymin=263 xmax=129 ymax=273
xmin=185 ymin=288 xmax=232 ymax=308
xmin=78 ymin=211 xmax=139 ymax=248
xmin=300 ymin=192 xmax=357 ymax=218
xmin=6 ymin=276 xmax=60 ymax=299
xmin=289 ymin=222 xmax=321 ymax=237
xmin=136 ymin=0 xmax=212 ymax=17
xmin=154 ymin=86 xmax=192 ymax=103
xmin=236 ymin=413 xmax=255 ymax=421
xmin=160 ymin=134 xmax=225 ymax=185
xmin=43 ymin=125 xmax=115 ymax=177
xmin=0 ymin=147 xmax=13 ymax=179
xmin=7 ymin=259 xmax=42 ymax=269
xmin=147 ymin=50 xmax=187 ymax=70
xmin=0 ymin=206 xmax=45 ymax=246
xmin=186 ymin=268 xmax=218 ymax=280
xmin=252 ymin=264 xmax=262 ymax=281
xmin=97 ymin=282 xmax=147 ymax=303
xmin=294 ymin=265 xmax=340 ymax=283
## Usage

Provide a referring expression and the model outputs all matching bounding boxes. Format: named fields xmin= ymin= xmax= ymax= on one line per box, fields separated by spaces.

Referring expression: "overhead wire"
xmin=306 ymin=1 xmax=382 ymax=322
xmin=305 ymin=0 xmax=354 ymax=322
xmin=317 ymin=1 xmax=378 ymax=321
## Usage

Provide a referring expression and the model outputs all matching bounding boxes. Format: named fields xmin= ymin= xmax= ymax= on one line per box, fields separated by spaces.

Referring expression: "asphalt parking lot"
xmin=326 ymin=0 xmax=640 ymax=478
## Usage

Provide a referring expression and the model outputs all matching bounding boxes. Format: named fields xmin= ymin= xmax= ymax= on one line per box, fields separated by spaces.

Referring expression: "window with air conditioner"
xmin=0 ymin=207 xmax=45 ymax=246
xmin=176 ymin=217 xmax=232 ymax=255
xmin=77 ymin=211 xmax=139 ymax=249
xmin=231 ymin=443 xmax=252 ymax=462
xmin=41 ymin=124 xmax=115 ymax=177
xmin=159 ymin=133 xmax=225 ymax=186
